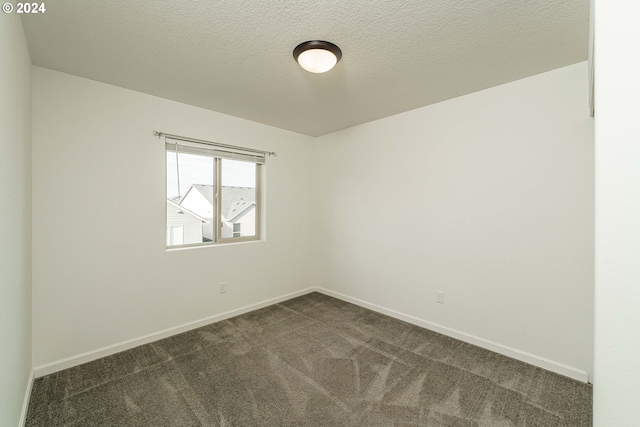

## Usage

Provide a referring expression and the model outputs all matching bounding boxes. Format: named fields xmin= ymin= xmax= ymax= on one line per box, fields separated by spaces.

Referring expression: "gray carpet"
xmin=26 ymin=292 xmax=592 ymax=426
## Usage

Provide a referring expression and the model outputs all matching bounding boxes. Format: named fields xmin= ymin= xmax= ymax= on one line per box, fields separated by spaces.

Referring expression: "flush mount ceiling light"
xmin=293 ymin=40 xmax=342 ymax=73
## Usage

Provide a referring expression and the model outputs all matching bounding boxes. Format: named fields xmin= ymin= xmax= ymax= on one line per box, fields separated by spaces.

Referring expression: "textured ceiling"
xmin=21 ymin=0 xmax=589 ymax=137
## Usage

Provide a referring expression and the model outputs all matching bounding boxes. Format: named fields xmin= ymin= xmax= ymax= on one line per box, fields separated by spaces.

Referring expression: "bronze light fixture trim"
xmin=293 ymin=40 xmax=342 ymax=73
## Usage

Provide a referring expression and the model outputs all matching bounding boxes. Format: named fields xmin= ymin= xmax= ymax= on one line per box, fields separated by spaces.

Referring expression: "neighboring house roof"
xmin=226 ymin=201 xmax=256 ymax=222
xmin=222 ymin=186 xmax=255 ymax=219
xmin=166 ymin=199 xmax=209 ymax=223
xmin=178 ymin=184 xmax=255 ymax=221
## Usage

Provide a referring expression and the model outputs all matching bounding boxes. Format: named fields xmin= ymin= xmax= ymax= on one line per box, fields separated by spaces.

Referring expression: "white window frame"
xmin=162 ymin=133 xmax=268 ymax=249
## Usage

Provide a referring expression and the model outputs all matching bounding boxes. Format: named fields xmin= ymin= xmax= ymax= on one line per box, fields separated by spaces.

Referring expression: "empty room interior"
xmin=2 ymin=0 xmax=639 ymax=426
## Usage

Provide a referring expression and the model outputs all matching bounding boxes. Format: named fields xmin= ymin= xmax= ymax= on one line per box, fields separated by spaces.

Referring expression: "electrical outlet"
xmin=436 ymin=290 xmax=444 ymax=304
xmin=219 ymin=282 xmax=227 ymax=294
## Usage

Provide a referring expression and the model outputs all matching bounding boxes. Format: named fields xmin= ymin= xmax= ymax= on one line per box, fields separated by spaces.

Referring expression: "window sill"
xmin=165 ymin=238 xmax=264 ymax=251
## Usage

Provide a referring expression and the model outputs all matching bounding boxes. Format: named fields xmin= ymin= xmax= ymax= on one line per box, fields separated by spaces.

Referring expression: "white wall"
xmin=594 ymin=0 xmax=640 ymax=424
xmin=314 ymin=62 xmax=594 ymax=380
xmin=0 ymin=13 xmax=33 ymax=427
xmin=32 ymin=67 xmax=316 ymax=370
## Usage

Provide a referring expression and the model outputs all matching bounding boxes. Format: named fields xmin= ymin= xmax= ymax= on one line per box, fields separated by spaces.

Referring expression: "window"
xmin=167 ymin=226 xmax=184 ymax=246
xmin=163 ymin=133 xmax=267 ymax=248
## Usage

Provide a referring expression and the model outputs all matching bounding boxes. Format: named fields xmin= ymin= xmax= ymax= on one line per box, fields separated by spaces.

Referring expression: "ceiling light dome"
xmin=293 ymin=40 xmax=342 ymax=73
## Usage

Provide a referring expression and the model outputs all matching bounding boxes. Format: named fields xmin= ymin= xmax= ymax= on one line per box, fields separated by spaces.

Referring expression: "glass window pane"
xmin=220 ymin=159 xmax=256 ymax=238
xmin=166 ymin=150 xmax=214 ymax=246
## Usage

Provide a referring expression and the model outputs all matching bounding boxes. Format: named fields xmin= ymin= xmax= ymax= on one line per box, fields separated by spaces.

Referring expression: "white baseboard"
xmin=33 ymin=286 xmax=590 ymax=384
xmin=316 ymin=287 xmax=591 ymax=383
xmin=20 ymin=369 xmax=35 ymax=427
xmin=33 ymin=287 xmax=315 ymax=378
